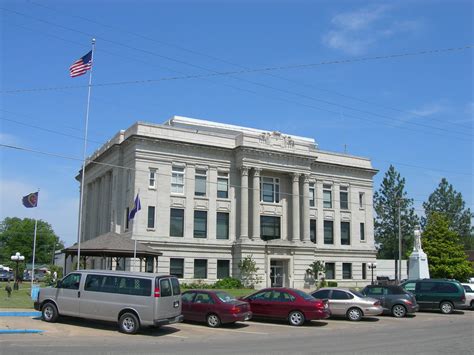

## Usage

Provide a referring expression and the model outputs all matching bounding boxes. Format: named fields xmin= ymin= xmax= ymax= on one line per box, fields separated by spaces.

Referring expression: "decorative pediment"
xmin=258 ymin=131 xmax=295 ymax=149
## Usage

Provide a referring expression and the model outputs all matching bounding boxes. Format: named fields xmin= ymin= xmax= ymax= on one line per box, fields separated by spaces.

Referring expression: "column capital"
xmin=303 ymin=174 xmax=311 ymax=184
xmin=291 ymin=173 xmax=301 ymax=183
xmin=253 ymin=167 xmax=262 ymax=177
xmin=240 ymin=166 xmax=249 ymax=176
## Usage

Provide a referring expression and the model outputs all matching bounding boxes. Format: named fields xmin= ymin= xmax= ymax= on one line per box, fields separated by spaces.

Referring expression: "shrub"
xmin=214 ymin=277 xmax=242 ymax=289
xmin=181 ymin=280 xmax=212 ymax=289
xmin=327 ymin=281 xmax=338 ymax=287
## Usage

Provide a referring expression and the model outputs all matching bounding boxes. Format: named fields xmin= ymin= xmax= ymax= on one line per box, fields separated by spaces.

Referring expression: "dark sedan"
xmin=361 ymin=285 xmax=419 ymax=318
xmin=240 ymin=287 xmax=330 ymax=326
xmin=181 ymin=290 xmax=252 ymax=328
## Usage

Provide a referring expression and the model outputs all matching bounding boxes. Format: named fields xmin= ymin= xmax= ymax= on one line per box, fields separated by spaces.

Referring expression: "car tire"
xmin=346 ymin=307 xmax=363 ymax=321
xmin=41 ymin=302 xmax=59 ymax=323
xmin=470 ymin=300 xmax=474 ymax=310
xmin=288 ymin=311 xmax=305 ymax=326
xmin=439 ymin=301 xmax=454 ymax=314
xmin=391 ymin=304 xmax=407 ymax=318
xmin=119 ymin=312 xmax=140 ymax=334
xmin=206 ymin=313 xmax=221 ymax=328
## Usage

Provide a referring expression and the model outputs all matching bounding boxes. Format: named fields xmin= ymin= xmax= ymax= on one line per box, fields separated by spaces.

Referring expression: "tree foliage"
xmin=237 ymin=255 xmax=262 ymax=289
xmin=373 ymin=165 xmax=419 ymax=259
xmin=422 ymin=212 xmax=472 ymax=281
xmin=306 ymin=261 xmax=325 ymax=279
xmin=422 ymin=178 xmax=473 ymax=249
xmin=0 ymin=217 xmax=64 ymax=267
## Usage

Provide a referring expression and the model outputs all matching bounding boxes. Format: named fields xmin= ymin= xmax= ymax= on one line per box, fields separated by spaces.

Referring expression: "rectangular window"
xmin=147 ymin=206 xmax=155 ymax=229
xmin=323 ymin=184 xmax=332 ymax=208
xmin=194 ymin=210 xmax=207 ymax=238
xmin=149 ymin=169 xmax=156 ymax=188
xmin=261 ymin=177 xmax=280 ymax=203
xmin=125 ymin=207 xmax=130 ymax=230
xmin=309 ymin=183 xmax=316 ymax=207
xmin=170 ymin=258 xmax=184 ymax=278
xmin=341 ymin=221 xmax=350 ymax=245
xmin=362 ymin=263 xmax=367 ymax=279
xmin=171 ymin=165 xmax=185 ymax=194
xmin=359 ymin=192 xmax=365 ymax=209
xmin=217 ymin=172 xmax=229 ymax=198
xmin=343 ymin=263 xmax=352 ymax=279
xmin=325 ymin=263 xmax=335 ymax=279
xmin=195 ymin=169 xmax=207 ymax=196
xmin=217 ymin=260 xmax=230 ymax=279
xmin=324 ymin=220 xmax=334 ymax=244
xmin=216 ymin=212 xmax=229 ymax=240
xmin=360 ymin=223 xmax=365 ymax=241
xmin=310 ymin=219 xmax=317 ymax=243
xmin=340 ymin=186 xmax=349 ymax=210
xmin=260 ymin=216 xmax=281 ymax=241
xmin=170 ymin=208 xmax=184 ymax=237
xmin=194 ymin=259 xmax=207 ymax=279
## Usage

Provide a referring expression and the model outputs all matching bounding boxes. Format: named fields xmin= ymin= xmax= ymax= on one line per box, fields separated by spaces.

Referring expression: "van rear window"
xmin=171 ymin=278 xmax=181 ymax=295
xmin=85 ymin=274 xmax=151 ymax=296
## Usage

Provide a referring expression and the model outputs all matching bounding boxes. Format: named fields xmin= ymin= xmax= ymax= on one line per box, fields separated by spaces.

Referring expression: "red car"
xmin=181 ymin=290 xmax=252 ymax=327
xmin=240 ymin=287 xmax=330 ymax=326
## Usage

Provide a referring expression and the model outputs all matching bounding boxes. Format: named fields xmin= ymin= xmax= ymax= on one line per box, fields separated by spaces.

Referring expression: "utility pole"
xmin=398 ymin=199 xmax=402 ymax=283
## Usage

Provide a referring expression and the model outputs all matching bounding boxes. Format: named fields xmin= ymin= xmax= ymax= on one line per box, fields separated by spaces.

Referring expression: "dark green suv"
xmin=400 ymin=279 xmax=466 ymax=314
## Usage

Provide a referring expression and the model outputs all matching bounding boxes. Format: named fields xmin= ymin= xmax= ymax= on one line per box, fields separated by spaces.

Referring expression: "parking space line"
xmin=177 ymin=323 xmax=268 ymax=335
xmin=165 ymin=334 xmax=188 ymax=339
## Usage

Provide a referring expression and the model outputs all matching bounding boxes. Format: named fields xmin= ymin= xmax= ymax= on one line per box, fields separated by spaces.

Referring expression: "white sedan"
xmin=461 ymin=283 xmax=474 ymax=309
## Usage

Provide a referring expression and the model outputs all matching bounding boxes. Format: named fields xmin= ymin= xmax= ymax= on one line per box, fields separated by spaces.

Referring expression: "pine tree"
xmin=373 ymin=165 xmax=419 ymax=260
xmin=422 ymin=212 xmax=472 ymax=281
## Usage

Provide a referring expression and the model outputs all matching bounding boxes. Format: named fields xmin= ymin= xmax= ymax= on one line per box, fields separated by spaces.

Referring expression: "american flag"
xmin=69 ymin=50 xmax=92 ymax=78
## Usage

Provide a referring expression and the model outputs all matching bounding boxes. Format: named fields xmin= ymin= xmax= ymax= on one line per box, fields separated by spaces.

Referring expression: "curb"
xmin=0 ymin=312 xmax=41 ymax=317
xmin=0 ymin=329 xmax=44 ymax=334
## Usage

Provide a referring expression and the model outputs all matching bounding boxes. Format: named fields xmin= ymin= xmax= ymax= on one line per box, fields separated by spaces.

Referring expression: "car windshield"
xmin=350 ymin=289 xmax=365 ymax=298
xmin=292 ymin=289 xmax=315 ymax=301
xmin=215 ymin=291 xmax=236 ymax=303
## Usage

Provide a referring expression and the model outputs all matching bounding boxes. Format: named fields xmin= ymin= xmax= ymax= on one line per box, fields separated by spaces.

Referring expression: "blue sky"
xmin=1 ymin=0 xmax=472 ymax=247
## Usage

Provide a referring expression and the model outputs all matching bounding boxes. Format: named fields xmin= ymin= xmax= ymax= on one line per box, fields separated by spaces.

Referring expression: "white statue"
xmin=413 ymin=228 xmax=422 ymax=251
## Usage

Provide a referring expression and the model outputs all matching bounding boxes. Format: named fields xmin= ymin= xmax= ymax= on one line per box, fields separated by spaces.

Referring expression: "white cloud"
xmin=0 ymin=132 xmax=21 ymax=146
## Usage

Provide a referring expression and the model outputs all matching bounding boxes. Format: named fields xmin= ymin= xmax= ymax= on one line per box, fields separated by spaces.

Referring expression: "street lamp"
xmin=368 ymin=262 xmax=377 ymax=285
xmin=10 ymin=252 xmax=25 ymax=290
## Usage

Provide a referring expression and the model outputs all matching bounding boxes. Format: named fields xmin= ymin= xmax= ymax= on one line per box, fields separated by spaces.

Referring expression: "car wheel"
xmin=346 ymin=307 xmax=363 ymax=321
xmin=440 ymin=301 xmax=454 ymax=314
xmin=206 ymin=314 xmax=221 ymax=328
xmin=470 ymin=300 xmax=474 ymax=310
xmin=41 ymin=302 xmax=59 ymax=323
xmin=288 ymin=311 xmax=305 ymax=326
xmin=391 ymin=304 xmax=407 ymax=318
xmin=119 ymin=312 xmax=140 ymax=334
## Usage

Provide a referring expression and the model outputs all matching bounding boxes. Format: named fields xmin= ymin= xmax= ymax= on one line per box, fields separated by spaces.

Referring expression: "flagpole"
xmin=31 ymin=213 xmax=38 ymax=291
xmin=76 ymin=38 xmax=96 ymax=271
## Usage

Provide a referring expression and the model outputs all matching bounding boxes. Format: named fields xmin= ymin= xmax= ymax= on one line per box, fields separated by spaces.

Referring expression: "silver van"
xmin=34 ymin=270 xmax=183 ymax=334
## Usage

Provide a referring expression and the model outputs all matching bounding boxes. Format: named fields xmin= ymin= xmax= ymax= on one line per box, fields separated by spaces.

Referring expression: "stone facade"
xmin=78 ymin=116 xmax=378 ymax=288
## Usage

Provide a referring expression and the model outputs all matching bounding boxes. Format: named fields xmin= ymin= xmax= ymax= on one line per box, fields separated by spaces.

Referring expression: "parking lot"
xmin=1 ymin=310 xmax=473 ymax=354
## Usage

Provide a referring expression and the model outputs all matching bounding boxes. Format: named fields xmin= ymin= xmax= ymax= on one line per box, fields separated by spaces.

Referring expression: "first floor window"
xmin=194 ymin=259 xmax=207 ymax=279
xmin=362 ymin=263 xmax=367 ymax=279
xmin=360 ymin=223 xmax=365 ymax=241
xmin=325 ymin=263 xmax=335 ymax=279
xmin=147 ymin=206 xmax=155 ymax=229
xmin=216 ymin=212 xmax=229 ymax=239
xmin=310 ymin=219 xmax=316 ymax=243
xmin=170 ymin=209 xmax=184 ymax=237
xmin=261 ymin=216 xmax=281 ymax=241
xmin=343 ymin=263 xmax=352 ymax=279
xmin=341 ymin=222 xmax=350 ymax=245
xmin=194 ymin=210 xmax=207 ymax=238
xmin=170 ymin=258 xmax=184 ymax=278
xmin=217 ymin=172 xmax=229 ymax=198
xmin=217 ymin=260 xmax=230 ymax=279
xmin=324 ymin=220 xmax=334 ymax=244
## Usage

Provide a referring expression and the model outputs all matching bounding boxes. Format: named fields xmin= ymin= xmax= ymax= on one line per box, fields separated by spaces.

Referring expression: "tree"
xmin=237 ymin=255 xmax=262 ymax=289
xmin=373 ymin=165 xmax=419 ymax=261
xmin=422 ymin=212 xmax=472 ymax=281
xmin=0 ymin=217 xmax=64 ymax=267
xmin=306 ymin=260 xmax=326 ymax=288
xmin=422 ymin=178 xmax=473 ymax=249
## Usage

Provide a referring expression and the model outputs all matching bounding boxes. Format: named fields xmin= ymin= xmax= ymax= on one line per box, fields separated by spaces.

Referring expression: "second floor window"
xmin=216 ymin=212 xmax=229 ymax=239
xmin=170 ymin=208 xmax=184 ymax=237
xmin=310 ymin=219 xmax=316 ymax=243
xmin=309 ymin=183 xmax=316 ymax=207
xmin=323 ymin=184 xmax=332 ymax=208
xmin=195 ymin=169 xmax=207 ymax=196
xmin=147 ymin=206 xmax=155 ymax=229
xmin=194 ymin=210 xmax=207 ymax=238
xmin=171 ymin=166 xmax=185 ymax=194
xmin=341 ymin=221 xmax=350 ymax=245
xmin=324 ymin=220 xmax=334 ymax=244
xmin=261 ymin=177 xmax=280 ymax=203
xmin=359 ymin=192 xmax=365 ymax=209
xmin=360 ymin=223 xmax=365 ymax=241
xmin=149 ymin=169 xmax=156 ymax=188
xmin=261 ymin=216 xmax=281 ymax=241
xmin=340 ymin=186 xmax=349 ymax=210
xmin=217 ymin=172 xmax=229 ymax=198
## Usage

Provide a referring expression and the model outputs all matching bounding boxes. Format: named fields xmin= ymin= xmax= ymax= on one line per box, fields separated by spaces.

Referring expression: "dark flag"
xmin=69 ymin=50 xmax=92 ymax=78
xmin=22 ymin=192 xmax=39 ymax=208
xmin=128 ymin=194 xmax=141 ymax=221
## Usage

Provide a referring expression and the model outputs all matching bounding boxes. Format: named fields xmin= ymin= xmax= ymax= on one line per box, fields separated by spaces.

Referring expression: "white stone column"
xmin=291 ymin=173 xmax=300 ymax=242
xmin=302 ymin=174 xmax=310 ymax=242
xmin=252 ymin=168 xmax=261 ymax=240
xmin=240 ymin=166 xmax=249 ymax=239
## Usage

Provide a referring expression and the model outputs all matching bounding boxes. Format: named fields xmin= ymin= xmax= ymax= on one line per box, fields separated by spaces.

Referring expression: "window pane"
xmin=325 ymin=263 xmax=335 ymax=279
xmin=360 ymin=223 xmax=365 ymax=241
xmin=324 ymin=221 xmax=333 ymax=244
xmin=194 ymin=211 xmax=207 ymax=238
xmin=343 ymin=263 xmax=352 ymax=279
xmin=160 ymin=279 xmax=172 ymax=297
xmin=260 ymin=216 xmax=281 ymax=241
xmin=340 ymin=191 xmax=348 ymax=209
xmin=216 ymin=212 xmax=229 ymax=239
xmin=262 ymin=183 xmax=274 ymax=202
xmin=310 ymin=219 xmax=316 ymax=243
xmin=148 ymin=206 xmax=155 ymax=229
xmin=359 ymin=192 xmax=364 ymax=208
xmin=170 ymin=209 xmax=184 ymax=237
xmin=194 ymin=259 xmax=207 ymax=279
xmin=323 ymin=190 xmax=332 ymax=208
xmin=341 ymin=222 xmax=350 ymax=245
xmin=362 ymin=263 xmax=367 ymax=279
xmin=195 ymin=175 xmax=206 ymax=196
xmin=217 ymin=260 xmax=230 ymax=279
xmin=309 ymin=185 xmax=315 ymax=207
xmin=217 ymin=178 xmax=228 ymax=198
xmin=170 ymin=258 xmax=184 ymax=278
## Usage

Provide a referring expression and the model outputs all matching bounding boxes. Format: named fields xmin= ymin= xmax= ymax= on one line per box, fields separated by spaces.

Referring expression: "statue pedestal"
xmin=408 ymin=250 xmax=430 ymax=280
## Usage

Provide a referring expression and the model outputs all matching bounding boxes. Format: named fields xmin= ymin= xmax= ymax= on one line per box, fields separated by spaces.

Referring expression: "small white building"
xmin=77 ymin=116 xmax=378 ymax=288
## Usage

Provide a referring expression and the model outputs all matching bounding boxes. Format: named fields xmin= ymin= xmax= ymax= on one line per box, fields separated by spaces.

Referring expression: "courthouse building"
xmin=78 ymin=116 xmax=378 ymax=288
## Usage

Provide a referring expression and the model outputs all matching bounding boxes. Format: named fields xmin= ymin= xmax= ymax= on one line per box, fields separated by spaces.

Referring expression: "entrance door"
xmin=270 ymin=260 xmax=286 ymax=287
